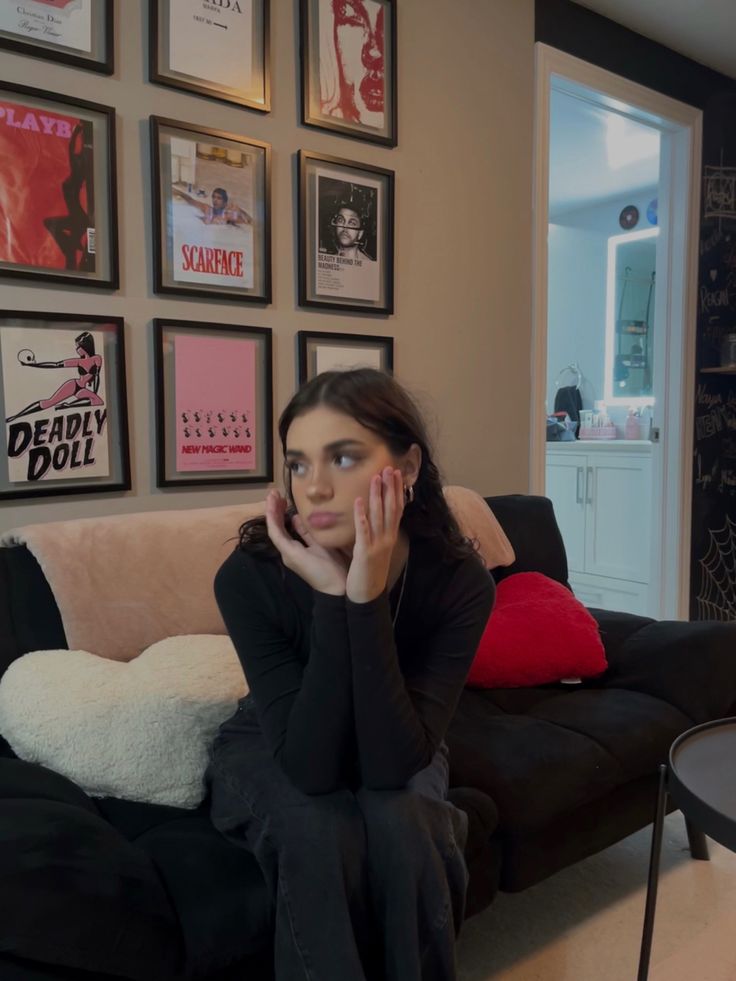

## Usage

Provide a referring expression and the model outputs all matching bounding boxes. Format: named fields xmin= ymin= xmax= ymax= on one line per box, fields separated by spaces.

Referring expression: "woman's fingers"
xmin=368 ymin=472 xmax=383 ymax=539
xmin=265 ymin=491 xmax=296 ymax=555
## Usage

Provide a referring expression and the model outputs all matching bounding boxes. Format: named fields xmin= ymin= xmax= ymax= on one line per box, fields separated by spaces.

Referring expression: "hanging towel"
xmin=554 ymin=385 xmax=583 ymax=438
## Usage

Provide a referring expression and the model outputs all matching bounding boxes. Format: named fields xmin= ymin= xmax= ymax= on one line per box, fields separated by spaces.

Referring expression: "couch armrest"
xmin=605 ymin=619 xmax=736 ymax=724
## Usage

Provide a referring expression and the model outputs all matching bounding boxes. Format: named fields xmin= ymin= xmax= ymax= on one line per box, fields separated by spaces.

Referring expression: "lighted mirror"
xmin=605 ymin=227 xmax=659 ymax=404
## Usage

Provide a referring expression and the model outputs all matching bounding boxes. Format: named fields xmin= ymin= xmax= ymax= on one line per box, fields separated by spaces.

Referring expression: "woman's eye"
xmin=334 ymin=453 xmax=356 ymax=468
xmin=288 ymin=461 xmax=306 ymax=475
xmin=335 ymin=0 xmax=365 ymax=27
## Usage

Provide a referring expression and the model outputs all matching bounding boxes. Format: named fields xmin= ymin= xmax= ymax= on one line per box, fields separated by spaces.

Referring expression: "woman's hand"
xmin=265 ymin=490 xmax=348 ymax=596
xmin=346 ymin=467 xmax=405 ymax=604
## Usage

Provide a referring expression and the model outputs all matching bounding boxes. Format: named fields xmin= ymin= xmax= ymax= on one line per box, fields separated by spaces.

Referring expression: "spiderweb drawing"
xmin=696 ymin=516 xmax=736 ymax=621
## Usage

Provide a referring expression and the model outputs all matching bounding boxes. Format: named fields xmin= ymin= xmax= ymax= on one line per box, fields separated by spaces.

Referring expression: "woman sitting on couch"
xmin=207 ymin=367 xmax=495 ymax=981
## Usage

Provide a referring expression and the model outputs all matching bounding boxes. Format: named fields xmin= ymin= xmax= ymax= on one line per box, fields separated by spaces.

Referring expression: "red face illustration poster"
xmin=2 ymin=326 xmax=110 ymax=483
xmin=0 ymin=99 xmax=95 ymax=273
xmin=174 ymin=334 xmax=257 ymax=473
xmin=169 ymin=136 xmax=254 ymax=290
xmin=318 ymin=0 xmax=385 ymax=132
xmin=0 ymin=0 xmax=93 ymax=53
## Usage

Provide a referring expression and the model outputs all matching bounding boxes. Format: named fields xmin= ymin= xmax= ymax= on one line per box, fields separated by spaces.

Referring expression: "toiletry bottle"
xmin=625 ymin=407 xmax=639 ymax=440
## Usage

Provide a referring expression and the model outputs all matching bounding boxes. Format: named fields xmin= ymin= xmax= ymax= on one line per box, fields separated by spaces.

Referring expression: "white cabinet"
xmin=545 ymin=442 xmax=652 ymax=616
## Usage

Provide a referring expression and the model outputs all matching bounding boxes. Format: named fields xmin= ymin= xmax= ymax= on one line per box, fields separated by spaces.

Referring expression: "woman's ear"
xmin=402 ymin=443 xmax=422 ymax=486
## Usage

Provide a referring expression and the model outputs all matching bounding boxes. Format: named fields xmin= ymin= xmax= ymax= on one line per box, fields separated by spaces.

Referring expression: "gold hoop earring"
xmin=404 ymin=484 xmax=415 ymax=505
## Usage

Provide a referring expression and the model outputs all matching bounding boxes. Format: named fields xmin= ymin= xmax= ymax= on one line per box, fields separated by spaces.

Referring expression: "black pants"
xmin=206 ymin=695 xmax=469 ymax=981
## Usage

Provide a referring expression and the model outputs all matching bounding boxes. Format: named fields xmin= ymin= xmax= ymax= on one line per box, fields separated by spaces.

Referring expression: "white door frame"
xmin=531 ymin=43 xmax=703 ymax=620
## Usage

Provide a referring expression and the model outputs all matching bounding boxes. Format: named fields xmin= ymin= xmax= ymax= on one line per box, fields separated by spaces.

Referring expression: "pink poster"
xmin=174 ymin=334 xmax=256 ymax=472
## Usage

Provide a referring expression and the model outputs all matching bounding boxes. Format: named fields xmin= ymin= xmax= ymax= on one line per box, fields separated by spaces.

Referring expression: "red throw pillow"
xmin=467 ymin=572 xmax=607 ymax=688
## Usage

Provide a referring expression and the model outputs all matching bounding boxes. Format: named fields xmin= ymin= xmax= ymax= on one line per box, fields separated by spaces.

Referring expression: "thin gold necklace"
xmin=392 ymin=554 xmax=409 ymax=629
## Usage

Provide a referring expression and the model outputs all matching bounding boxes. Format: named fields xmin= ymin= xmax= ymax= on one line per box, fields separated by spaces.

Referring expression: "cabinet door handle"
xmin=576 ymin=466 xmax=584 ymax=504
xmin=586 ymin=466 xmax=594 ymax=504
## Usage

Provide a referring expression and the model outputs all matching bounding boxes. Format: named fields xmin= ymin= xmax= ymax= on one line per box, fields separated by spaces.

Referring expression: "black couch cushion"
xmin=136 ymin=815 xmax=273 ymax=976
xmin=447 ymin=685 xmax=691 ymax=833
xmin=0 ymin=546 xmax=66 ymax=679
xmin=485 ymin=494 xmax=569 ymax=586
xmin=0 ymin=759 xmax=182 ymax=981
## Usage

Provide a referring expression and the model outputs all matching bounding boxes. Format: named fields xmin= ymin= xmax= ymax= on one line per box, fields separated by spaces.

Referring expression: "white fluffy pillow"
xmin=0 ymin=635 xmax=247 ymax=809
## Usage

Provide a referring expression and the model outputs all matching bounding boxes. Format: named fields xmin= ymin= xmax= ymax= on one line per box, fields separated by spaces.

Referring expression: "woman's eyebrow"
xmin=285 ymin=439 xmax=367 ymax=459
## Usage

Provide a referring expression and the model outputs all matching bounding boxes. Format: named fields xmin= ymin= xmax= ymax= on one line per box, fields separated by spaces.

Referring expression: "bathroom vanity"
xmin=545 ymin=440 xmax=652 ymax=616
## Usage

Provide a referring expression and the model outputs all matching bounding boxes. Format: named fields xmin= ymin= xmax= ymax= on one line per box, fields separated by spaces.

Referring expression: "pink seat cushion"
xmin=467 ymin=572 xmax=608 ymax=688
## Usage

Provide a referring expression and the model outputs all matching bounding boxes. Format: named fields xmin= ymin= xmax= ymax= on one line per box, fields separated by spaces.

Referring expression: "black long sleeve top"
xmin=214 ymin=535 xmax=495 ymax=794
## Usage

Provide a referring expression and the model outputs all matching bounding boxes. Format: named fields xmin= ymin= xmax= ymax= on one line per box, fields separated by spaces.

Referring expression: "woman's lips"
xmin=308 ymin=512 xmax=340 ymax=529
xmin=360 ymin=73 xmax=384 ymax=113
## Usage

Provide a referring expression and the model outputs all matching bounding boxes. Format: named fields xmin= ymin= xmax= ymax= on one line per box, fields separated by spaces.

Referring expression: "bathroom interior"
xmin=544 ymin=84 xmax=663 ymax=619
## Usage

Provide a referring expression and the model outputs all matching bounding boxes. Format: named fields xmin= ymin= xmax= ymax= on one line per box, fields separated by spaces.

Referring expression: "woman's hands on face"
xmin=346 ymin=467 xmax=405 ymax=604
xmin=265 ymin=490 xmax=348 ymax=596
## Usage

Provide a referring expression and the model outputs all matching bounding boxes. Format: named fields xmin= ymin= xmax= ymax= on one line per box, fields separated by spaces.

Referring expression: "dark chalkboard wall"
xmin=690 ymin=93 xmax=736 ymax=621
xmin=536 ymin=0 xmax=736 ymax=621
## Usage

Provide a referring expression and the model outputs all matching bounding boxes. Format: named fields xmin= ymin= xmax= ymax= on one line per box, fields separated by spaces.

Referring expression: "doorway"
xmin=532 ymin=45 xmax=703 ymax=620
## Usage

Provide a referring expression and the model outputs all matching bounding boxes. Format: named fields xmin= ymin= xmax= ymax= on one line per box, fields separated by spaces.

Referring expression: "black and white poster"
xmin=316 ymin=171 xmax=381 ymax=302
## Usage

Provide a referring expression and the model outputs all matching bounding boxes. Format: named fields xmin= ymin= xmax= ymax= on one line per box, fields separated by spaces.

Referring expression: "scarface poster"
xmin=2 ymin=326 xmax=110 ymax=483
xmin=169 ymin=136 xmax=255 ymax=290
xmin=0 ymin=99 xmax=95 ymax=274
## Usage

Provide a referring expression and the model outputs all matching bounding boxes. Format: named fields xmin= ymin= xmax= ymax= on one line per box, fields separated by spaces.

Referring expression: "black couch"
xmin=1 ymin=494 xmax=735 ymax=981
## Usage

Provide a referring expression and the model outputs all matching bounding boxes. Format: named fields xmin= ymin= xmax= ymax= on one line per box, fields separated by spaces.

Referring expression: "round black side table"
xmin=637 ymin=717 xmax=736 ymax=980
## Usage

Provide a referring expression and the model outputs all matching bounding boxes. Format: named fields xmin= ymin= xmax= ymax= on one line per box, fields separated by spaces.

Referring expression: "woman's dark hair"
xmin=74 ymin=331 xmax=95 ymax=356
xmin=238 ymin=368 xmax=478 ymax=564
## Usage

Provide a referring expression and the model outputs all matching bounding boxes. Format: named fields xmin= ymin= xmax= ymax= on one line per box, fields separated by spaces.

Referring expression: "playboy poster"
xmin=0 ymin=98 xmax=95 ymax=273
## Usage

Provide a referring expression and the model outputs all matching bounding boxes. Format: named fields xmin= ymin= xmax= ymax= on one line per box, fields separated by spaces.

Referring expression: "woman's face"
xmin=332 ymin=0 xmax=384 ymax=120
xmin=285 ymin=405 xmax=402 ymax=549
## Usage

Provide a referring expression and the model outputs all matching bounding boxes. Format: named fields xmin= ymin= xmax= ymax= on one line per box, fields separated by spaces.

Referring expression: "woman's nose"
xmin=306 ymin=474 xmax=333 ymax=501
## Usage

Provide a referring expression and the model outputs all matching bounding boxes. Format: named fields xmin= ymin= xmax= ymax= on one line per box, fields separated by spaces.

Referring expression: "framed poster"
xmin=151 ymin=117 xmax=271 ymax=303
xmin=297 ymin=329 xmax=393 ymax=384
xmin=298 ymin=150 xmax=394 ymax=314
xmin=0 ymin=0 xmax=114 ymax=74
xmin=150 ymin=0 xmax=270 ymax=113
xmin=0 ymin=312 xmax=130 ymax=501
xmin=300 ymin=0 xmax=396 ymax=147
xmin=153 ymin=319 xmax=273 ymax=488
xmin=0 ymin=81 xmax=118 ymax=289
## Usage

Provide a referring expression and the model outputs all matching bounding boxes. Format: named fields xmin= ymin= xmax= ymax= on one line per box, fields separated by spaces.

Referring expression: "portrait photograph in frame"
xmin=150 ymin=0 xmax=270 ymax=113
xmin=0 ymin=81 xmax=119 ymax=289
xmin=297 ymin=329 xmax=393 ymax=385
xmin=300 ymin=0 xmax=396 ymax=146
xmin=298 ymin=150 xmax=394 ymax=314
xmin=0 ymin=0 xmax=114 ymax=74
xmin=151 ymin=116 xmax=271 ymax=303
xmin=153 ymin=319 xmax=273 ymax=488
xmin=0 ymin=312 xmax=130 ymax=502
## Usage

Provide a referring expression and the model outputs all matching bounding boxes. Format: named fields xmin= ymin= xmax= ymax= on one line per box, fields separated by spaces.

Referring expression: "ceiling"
xmin=549 ymin=89 xmax=660 ymax=216
xmin=573 ymin=0 xmax=736 ymax=80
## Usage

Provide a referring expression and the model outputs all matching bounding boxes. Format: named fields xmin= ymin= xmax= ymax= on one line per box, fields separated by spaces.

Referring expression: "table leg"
xmin=637 ymin=763 xmax=668 ymax=981
xmin=685 ymin=819 xmax=710 ymax=861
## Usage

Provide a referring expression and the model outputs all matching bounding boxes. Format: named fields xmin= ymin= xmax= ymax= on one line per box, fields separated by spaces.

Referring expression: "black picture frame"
xmin=0 ymin=311 xmax=130 ymax=501
xmin=150 ymin=116 xmax=272 ymax=304
xmin=150 ymin=0 xmax=270 ymax=113
xmin=298 ymin=150 xmax=395 ymax=315
xmin=0 ymin=80 xmax=119 ymax=290
xmin=300 ymin=0 xmax=397 ymax=147
xmin=0 ymin=0 xmax=114 ymax=75
xmin=297 ymin=330 xmax=393 ymax=385
xmin=153 ymin=318 xmax=273 ymax=488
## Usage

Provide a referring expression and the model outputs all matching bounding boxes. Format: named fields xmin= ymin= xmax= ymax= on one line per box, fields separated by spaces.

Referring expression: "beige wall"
xmin=2 ymin=0 xmax=534 ymax=533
